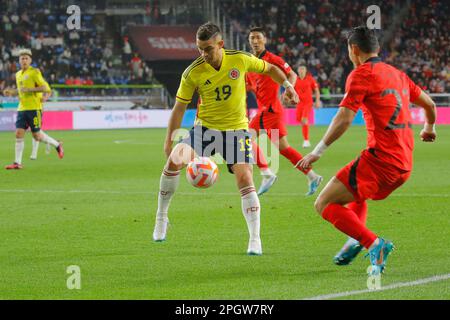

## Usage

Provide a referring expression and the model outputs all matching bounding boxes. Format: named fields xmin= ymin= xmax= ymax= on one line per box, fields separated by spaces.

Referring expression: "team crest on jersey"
xmin=229 ymin=68 xmax=240 ymax=80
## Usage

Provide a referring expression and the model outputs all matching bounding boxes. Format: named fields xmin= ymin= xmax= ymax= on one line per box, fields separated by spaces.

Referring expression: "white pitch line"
xmin=303 ymin=273 xmax=450 ymax=300
xmin=0 ymin=189 xmax=448 ymax=198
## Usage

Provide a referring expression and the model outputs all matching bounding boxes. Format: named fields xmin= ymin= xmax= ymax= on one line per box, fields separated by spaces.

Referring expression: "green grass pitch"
xmin=0 ymin=125 xmax=449 ymax=299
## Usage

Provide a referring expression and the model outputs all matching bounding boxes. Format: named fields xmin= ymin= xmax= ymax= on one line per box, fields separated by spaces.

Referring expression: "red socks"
xmin=302 ymin=124 xmax=309 ymax=141
xmin=347 ymin=201 xmax=368 ymax=225
xmin=322 ymin=203 xmax=377 ymax=249
xmin=252 ymin=142 xmax=269 ymax=170
xmin=280 ymin=147 xmax=310 ymax=174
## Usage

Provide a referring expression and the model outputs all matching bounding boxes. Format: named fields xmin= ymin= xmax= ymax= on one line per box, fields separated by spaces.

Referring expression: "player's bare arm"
xmin=314 ymin=87 xmax=321 ymax=108
xmin=412 ymin=90 xmax=437 ymax=142
xmin=20 ymin=85 xmax=50 ymax=93
xmin=164 ymin=101 xmax=188 ymax=157
xmin=298 ymin=107 xmax=356 ymax=169
xmin=2 ymin=88 xmax=18 ymax=96
xmin=287 ymin=70 xmax=297 ymax=88
xmin=263 ymin=63 xmax=299 ymax=104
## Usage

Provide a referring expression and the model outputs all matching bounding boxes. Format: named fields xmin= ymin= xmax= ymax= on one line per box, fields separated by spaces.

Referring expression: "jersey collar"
xmin=364 ymin=56 xmax=382 ymax=64
xmin=257 ymin=50 xmax=267 ymax=59
xmin=207 ymin=48 xmax=225 ymax=72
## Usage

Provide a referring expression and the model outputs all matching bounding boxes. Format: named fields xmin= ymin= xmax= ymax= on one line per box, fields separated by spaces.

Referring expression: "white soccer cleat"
xmin=257 ymin=174 xmax=277 ymax=196
xmin=303 ymin=140 xmax=311 ymax=148
xmin=247 ymin=238 xmax=262 ymax=256
xmin=153 ymin=217 xmax=169 ymax=242
xmin=306 ymin=175 xmax=323 ymax=196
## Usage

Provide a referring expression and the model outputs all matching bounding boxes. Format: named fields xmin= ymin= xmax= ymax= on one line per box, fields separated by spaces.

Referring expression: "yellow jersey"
xmin=176 ymin=49 xmax=268 ymax=131
xmin=15 ymin=66 xmax=50 ymax=111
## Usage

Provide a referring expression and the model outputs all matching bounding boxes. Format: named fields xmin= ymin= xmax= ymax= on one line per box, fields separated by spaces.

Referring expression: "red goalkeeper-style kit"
xmin=336 ymin=56 xmax=422 ymax=202
xmin=247 ymin=50 xmax=291 ymax=140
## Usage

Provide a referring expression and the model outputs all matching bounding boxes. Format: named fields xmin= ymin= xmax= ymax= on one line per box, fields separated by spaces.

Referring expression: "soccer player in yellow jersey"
xmin=3 ymin=49 xmax=64 ymax=170
xmin=152 ymin=23 xmax=299 ymax=255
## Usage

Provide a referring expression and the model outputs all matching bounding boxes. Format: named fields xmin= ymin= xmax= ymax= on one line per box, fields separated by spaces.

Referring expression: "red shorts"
xmin=296 ymin=104 xmax=312 ymax=122
xmin=336 ymin=149 xmax=411 ymax=202
xmin=249 ymin=110 xmax=287 ymax=139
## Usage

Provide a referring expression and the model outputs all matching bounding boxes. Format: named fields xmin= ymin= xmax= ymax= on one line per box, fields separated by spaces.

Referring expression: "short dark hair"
xmin=248 ymin=27 xmax=266 ymax=37
xmin=196 ymin=22 xmax=221 ymax=41
xmin=347 ymin=26 xmax=379 ymax=53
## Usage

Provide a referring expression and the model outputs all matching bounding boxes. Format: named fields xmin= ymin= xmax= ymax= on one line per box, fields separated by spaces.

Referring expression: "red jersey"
xmin=294 ymin=74 xmax=318 ymax=108
xmin=246 ymin=50 xmax=291 ymax=113
xmin=339 ymin=57 xmax=422 ymax=171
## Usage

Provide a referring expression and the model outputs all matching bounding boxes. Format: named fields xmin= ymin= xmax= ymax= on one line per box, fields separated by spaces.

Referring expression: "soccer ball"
xmin=186 ymin=157 xmax=219 ymax=188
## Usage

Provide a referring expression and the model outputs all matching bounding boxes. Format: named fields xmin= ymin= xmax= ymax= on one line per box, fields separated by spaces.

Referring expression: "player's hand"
xmin=420 ymin=129 xmax=436 ymax=142
xmin=3 ymin=88 xmax=14 ymax=96
xmin=20 ymin=87 xmax=31 ymax=93
xmin=315 ymin=101 xmax=321 ymax=109
xmin=298 ymin=153 xmax=320 ymax=170
xmin=283 ymin=86 xmax=299 ymax=105
xmin=420 ymin=123 xmax=436 ymax=142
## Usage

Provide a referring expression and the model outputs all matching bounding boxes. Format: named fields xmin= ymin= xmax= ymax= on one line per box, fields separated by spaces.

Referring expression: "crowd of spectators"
xmin=1 ymin=0 xmax=447 ymax=97
xmin=386 ymin=0 xmax=448 ymax=93
xmin=0 ymin=0 xmax=156 ymax=95
xmin=222 ymin=0 xmax=449 ymax=94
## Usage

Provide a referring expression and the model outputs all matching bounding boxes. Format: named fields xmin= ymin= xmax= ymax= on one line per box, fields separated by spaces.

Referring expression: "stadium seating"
xmin=221 ymin=0 xmax=449 ymax=94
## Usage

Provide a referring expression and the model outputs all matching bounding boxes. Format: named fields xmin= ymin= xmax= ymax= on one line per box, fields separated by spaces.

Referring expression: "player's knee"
xmin=314 ymin=196 xmax=328 ymax=216
xmin=166 ymin=157 xmax=184 ymax=172
xmin=234 ymin=167 xmax=253 ymax=187
xmin=15 ymin=130 xmax=25 ymax=139
xmin=168 ymin=144 xmax=193 ymax=169
xmin=278 ymin=139 xmax=289 ymax=151
xmin=237 ymin=172 xmax=253 ymax=187
xmin=301 ymin=118 xmax=308 ymax=125
xmin=32 ymin=132 xmax=41 ymax=141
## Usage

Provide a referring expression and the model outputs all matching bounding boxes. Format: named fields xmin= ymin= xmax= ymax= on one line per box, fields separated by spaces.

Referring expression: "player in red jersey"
xmin=294 ymin=65 xmax=321 ymax=148
xmin=299 ymin=26 xmax=437 ymax=275
xmin=246 ymin=27 xmax=322 ymax=196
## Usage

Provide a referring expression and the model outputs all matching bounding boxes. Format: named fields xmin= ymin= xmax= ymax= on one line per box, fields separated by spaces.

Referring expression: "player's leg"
xmin=232 ymin=163 xmax=262 ymax=255
xmin=333 ymin=201 xmax=367 ymax=265
xmin=32 ymin=111 xmax=64 ymax=159
xmin=314 ymin=177 xmax=380 ymax=266
xmin=31 ymin=134 xmax=40 ymax=160
xmin=301 ymin=117 xmax=311 ymax=148
xmin=6 ymin=111 xmax=27 ymax=169
xmin=5 ymin=128 xmax=26 ymax=169
xmin=224 ymin=129 xmax=262 ymax=255
xmin=316 ymin=156 xmax=395 ymax=275
xmin=270 ymin=128 xmax=322 ymax=195
xmin=249 ymin=112 xmax=277 ymax=196
xmin=153 ymin=142 xmax=195 ymax=241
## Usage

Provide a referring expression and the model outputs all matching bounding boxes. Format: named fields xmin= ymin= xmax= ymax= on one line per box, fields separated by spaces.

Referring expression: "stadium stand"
xmin=0 ymin=0 xmax=448 ymax=99
xmin=220 ymin=0 xmax=449 ymax=94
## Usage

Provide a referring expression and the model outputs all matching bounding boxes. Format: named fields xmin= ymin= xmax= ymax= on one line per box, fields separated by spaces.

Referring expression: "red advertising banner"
xmin=129 ymin=26 xmax=200 ymax=61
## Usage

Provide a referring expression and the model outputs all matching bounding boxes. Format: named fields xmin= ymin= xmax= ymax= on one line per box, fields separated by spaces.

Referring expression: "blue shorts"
xmin=16 ymin=110 xmax=42 ymax=132
xmin=179 ymin=126 xmax=254 ymax=173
